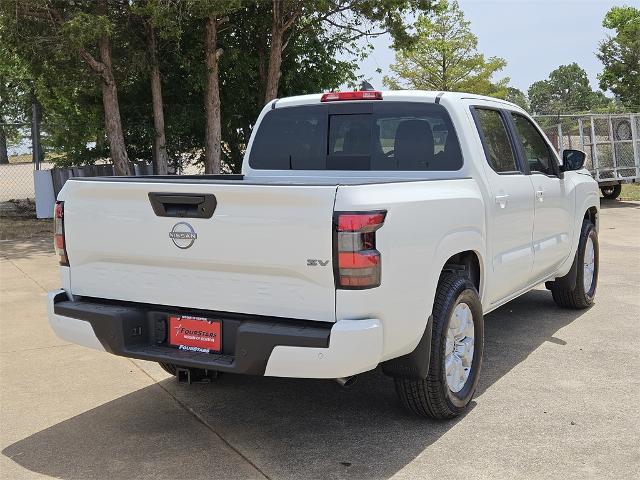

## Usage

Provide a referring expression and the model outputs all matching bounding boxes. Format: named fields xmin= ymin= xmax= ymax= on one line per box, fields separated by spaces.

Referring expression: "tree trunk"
xmin=147 ymin=23 xmax=169 ymax=175
xmin=0 ymin=125 xmax=8 ymax=165
xmin=89 ymin=0 xmax=131 ymax=175
xmin=257 ymin=38 xmax=268 ymax=106
xmin=203 ymin=16 xmax=222 ymax=175
xmin=99 ymin=38 xmax=130 ymax=176
xmin=264 ymin=0 xmax=284 ymax=104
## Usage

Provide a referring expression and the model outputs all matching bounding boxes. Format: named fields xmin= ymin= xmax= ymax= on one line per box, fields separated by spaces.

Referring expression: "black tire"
xmin=601 ymin=184 xmax=621 ymax=200
xmin=158 ymin=362 xmax=177 ymax=375
xmin=550 ymin=220 xmax=598 ymax=309
xmin=394 ymin=272 xmax=484 ymax=419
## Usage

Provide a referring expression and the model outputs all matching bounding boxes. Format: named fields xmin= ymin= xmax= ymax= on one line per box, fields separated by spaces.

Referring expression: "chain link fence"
xmin=534 ymin=113 xmax=640 ymax=184
xmin=0 ymin=122 xmax=51 ymax=202
xmin=0 ymin=121 xmax=149 ymax=205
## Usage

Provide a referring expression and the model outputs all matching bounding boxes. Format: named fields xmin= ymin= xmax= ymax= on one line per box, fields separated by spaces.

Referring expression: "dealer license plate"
xmin=168 ymin=315 xmax=221 ymax=354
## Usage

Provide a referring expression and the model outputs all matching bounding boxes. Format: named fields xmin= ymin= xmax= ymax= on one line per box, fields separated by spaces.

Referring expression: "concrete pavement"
xmin=1 ymin=201 xmax=639 ymax=479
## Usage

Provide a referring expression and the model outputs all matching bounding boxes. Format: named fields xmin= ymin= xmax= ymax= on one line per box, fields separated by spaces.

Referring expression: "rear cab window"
xmin=249 ymin=102 xmax=463 ymax=171
xmin=472 ymin=108 xmax=519 ymax=174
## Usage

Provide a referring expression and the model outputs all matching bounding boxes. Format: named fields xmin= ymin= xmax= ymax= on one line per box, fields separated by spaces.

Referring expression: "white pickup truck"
xmin=48 ymin=90 xmax=600 ymax=419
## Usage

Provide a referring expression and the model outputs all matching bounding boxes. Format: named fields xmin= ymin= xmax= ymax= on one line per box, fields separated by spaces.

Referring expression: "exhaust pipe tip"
xmin=335 ymin=376 xmax=357 ymax=387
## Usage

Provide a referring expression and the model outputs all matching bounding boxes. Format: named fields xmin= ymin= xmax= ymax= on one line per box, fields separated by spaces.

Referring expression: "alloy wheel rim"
xmin=445 ymin=302 xmax=475 ymax=393
xmin=583 ymin=236 xmax=595 ymax=293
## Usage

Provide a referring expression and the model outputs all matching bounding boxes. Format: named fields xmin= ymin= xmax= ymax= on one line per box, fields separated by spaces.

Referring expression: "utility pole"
xmin=31 ymin=100 xmax=41 ymax=170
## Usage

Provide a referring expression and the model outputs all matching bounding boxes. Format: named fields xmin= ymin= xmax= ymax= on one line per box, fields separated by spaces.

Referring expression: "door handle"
xmin=536 ymin=188 xmax=545 ymax=202
xmin=495 ymin=193 xmax=510 ymax=208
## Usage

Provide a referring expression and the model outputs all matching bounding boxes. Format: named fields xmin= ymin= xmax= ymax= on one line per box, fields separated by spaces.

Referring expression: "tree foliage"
xmin=383 ymin=1 xmax=508 ymax=97
xmin=0 ymin=0 xmax=373 ymax=172
xmin=597 ymin=6 xmax=640 ymax=111
xmin=258 ymin=0 xmax=434 ymax=103
xmin=505 ymin=87 xmax=529 ymax=111
xmin=0 ymin=36 xmax=32 ymax=164
xmin=528 ymin=63 xmax=612 ymax=115
xmin=0 ymin=0 xmax=136 ymax=174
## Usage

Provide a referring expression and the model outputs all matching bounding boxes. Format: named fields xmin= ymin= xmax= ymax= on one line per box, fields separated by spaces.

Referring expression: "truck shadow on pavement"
xmin=3 ymin=289 xmax=588 ymax=480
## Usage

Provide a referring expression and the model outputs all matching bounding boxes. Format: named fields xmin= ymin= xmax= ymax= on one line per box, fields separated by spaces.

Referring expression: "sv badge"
xmin=307 ymin=259 xmax=329 ymax=267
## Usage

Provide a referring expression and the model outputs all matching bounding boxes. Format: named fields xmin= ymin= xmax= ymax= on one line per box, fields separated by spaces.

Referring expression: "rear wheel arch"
xmin=431 ymin=229 xmax=485 ymax=302
xmin=442 ymin=250 xmax=483 ymax=297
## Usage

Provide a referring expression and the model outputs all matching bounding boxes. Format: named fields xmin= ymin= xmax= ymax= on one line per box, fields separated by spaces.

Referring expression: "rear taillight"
xmin=54 ymin=201 xmax=69 ymax=266
xmin=333 ymin=211 xmax=386 ymax=289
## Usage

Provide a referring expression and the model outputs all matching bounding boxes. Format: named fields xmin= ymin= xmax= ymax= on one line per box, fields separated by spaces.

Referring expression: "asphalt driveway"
xmin=1 ymin=201 xmax=639 ymax=480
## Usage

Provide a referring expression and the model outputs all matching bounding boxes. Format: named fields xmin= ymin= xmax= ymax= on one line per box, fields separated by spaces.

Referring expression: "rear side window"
xmin=246 ymin=105 xmax=326 ymax=170
xmin=473 ymin=108 xmax=518 ymax=173
xmin=249 ymin=102 xmax=463 ymax=171
xmin=510 ymin=113 xmax=557 ymax=176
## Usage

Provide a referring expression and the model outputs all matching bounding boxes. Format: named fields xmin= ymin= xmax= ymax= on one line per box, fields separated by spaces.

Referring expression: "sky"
xmin=346 ymin=0 xmax=636 ymax=93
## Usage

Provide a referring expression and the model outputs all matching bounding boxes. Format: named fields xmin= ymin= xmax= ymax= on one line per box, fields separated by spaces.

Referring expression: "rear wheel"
xmin=394 ymin=272 xmax=484 ymax=419
xmin=600 ymin=184 xmax=621 ymax=200
xmin=550 ymin=220 xmax=598 ymax=309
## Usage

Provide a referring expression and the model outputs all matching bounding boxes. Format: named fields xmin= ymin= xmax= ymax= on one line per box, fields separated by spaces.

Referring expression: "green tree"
xmin=383 ymin=1 xmax=509 ymax=97
xmin=505 ymin=87 xmax=529 ymax=111
xmin=597 ymin=6 xmax=640 ymax=111
xmin=3 ymin=0 xmax=132 ymax=174
xmin=131 ymin=0 xmax=183 ymax=175
xmin=528 ymin=63 xmax=610 ymax=114
xmin=180 ymin=0 xmax=242 ymax=174
xmin=261 ymin=0 xmax=434 ymax=103
xmin=0 ymin=0 xmax=403 ymax=176
xmin=219 ymin=3 xmax=359 ymax=171
xmin=0 ymin=42 xmax=31 ymax=164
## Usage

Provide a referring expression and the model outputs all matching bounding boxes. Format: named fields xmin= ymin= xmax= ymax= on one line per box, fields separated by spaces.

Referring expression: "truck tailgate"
xmin=61 ymin=180 xmax=338 ymax=322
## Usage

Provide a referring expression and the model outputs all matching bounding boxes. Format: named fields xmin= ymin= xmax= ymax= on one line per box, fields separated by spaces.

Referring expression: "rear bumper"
xmin=47 ymin=290 xmax=383 ymax=378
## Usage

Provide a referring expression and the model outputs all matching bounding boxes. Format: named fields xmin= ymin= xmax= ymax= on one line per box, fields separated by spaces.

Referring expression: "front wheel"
xmin=394 ymin=272 xmax=484 ymax=419
xmin=601 ymin=184 xmax=621 ymax=200
xmin=550 ymin=220 xmax=598 ymax=309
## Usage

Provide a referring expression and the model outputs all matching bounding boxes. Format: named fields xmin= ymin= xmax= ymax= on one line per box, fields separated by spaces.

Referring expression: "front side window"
xmin=249 ymin=102 xmax=463 ymax=171
xmin=474 ymin=108 xmax=518 ymax=173
xmin=511 ymin=113 xmax=557 ymax=176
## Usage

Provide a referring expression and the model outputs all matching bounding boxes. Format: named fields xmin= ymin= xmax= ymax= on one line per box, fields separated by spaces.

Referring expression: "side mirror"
xmin=561 ymin=149 xmax=586 ymax=172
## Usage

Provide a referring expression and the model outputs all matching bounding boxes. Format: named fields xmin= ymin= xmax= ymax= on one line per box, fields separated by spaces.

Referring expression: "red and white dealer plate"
xmin=168 ymin=315 xmax=221 ymax=354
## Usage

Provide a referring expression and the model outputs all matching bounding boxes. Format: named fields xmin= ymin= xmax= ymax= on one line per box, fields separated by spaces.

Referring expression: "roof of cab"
xmin=272 ymin=90 xmax=523 ymax=112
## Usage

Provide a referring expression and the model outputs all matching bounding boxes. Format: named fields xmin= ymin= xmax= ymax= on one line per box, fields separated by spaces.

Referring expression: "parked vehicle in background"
xmin=535 ymin=113 xmax=640 ymax=199
xmin=48 ymin=90 xmax=600 ymax=419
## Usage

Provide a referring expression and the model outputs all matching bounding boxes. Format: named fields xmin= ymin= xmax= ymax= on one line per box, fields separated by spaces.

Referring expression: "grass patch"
xmin=620 ymin=183 xmax=640 ymax=201
xmin=8 ymin=154 xmax=32 ymax=164
xmin=0 ymin=217 xmax=52 ymax=241
xmin=8 ymin=152 xmax=64 ymax=164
